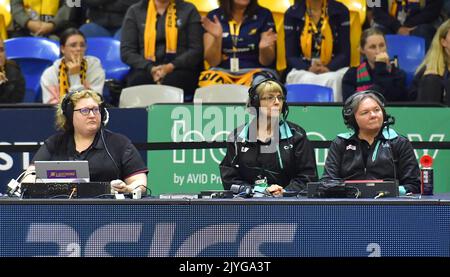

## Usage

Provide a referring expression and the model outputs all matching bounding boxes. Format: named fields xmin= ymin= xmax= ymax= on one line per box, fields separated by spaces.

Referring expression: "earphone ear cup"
xmin=61 ymin=91 xmax=75 ymax=122
xmin=247 ymin=85 xmax=260 ymax=108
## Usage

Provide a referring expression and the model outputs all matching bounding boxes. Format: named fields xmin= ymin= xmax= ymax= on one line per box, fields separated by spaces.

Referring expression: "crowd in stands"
xmin=0 ymin=0 xmax=449 ymax=106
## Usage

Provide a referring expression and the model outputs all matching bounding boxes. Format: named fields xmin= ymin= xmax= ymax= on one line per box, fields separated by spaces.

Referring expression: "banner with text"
xmin=148 ymin=105 xmax=450 ymax=195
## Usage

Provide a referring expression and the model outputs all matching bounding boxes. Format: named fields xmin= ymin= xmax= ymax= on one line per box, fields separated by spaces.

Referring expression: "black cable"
xmin=385 ymin=126 xmax=398 ymax=184
xmin=100 ymin=127 xmax=120 ymax=180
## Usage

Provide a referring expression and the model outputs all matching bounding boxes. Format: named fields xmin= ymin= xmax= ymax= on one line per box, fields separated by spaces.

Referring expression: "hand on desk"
xmin=266 ymin=184 xmax=284 ymax=196
xmin=111 ymin=179 xmax=130 ymax=193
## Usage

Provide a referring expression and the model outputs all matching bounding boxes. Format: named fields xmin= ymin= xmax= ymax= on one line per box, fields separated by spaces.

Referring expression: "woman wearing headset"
xmin=25 ymin=89 xmax=148 ymax=194
xmin=220 ymin=78 xmax=318 ymax=196
xmin=321 ymin=91 xmax=420 ymax=194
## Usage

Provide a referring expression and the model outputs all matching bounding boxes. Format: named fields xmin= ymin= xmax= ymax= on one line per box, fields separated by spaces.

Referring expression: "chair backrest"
xmin=119 ymin=84 xmax=184 ymax=108
xmin=385 ymin=34 xmax=425 ymax=86
xmin=5 ymin=37 xmax=59 ymax=102
xmin=85 ymin=37 xmax=130 ymax=81
xmin=194 ymin=84 xmax=249 ymax=103
xmin=286 ymin=84 xmax=334 ymax=102
xmin=184 ymin=0 xmax=218 ymax=16
xmin=5 ymin=37 xmax=59 ymax=60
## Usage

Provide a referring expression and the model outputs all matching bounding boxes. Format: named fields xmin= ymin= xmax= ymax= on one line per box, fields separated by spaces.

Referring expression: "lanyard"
xmin=228 ymin=20 xmax=241 ymax=56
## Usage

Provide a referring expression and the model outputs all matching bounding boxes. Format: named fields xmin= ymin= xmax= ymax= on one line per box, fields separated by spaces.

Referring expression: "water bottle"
xmin=419 ymin=155 xmax=433 ymax=195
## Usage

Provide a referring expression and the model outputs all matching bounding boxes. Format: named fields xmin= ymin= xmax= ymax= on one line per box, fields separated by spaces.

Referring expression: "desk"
xmin=0 ymin=196 xmax=449 ymax=257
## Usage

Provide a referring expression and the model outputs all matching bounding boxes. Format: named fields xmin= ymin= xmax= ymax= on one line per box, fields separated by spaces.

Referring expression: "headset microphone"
xmin=383 ymin=115 xmax=395 ymax=127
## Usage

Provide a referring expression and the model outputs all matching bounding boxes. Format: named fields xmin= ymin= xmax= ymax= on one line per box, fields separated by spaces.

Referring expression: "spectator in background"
xmin=199 ymin=0 xmax=278 ymax=87
xmin=78 ymin=0 xmax=140 ymax=39
xmin=220 ymin=78 xmax=318 ymax=195
xmin=284 ymin=0 xmax=350 ymax=102
xmin=9 ymin=0 xmax=73 ymax=39
xmin=410 ymin=19 xmax=450 ymax=105
xmin=322 ymin=91 xmax=420 ymax=194
xmin=121 ymin=0 xmax=203 ymax=102
xmin=372 ymin=0 xmax=443 ymax=50
xmin=0 ymin=39 xmax=25 ymax=103
xmin=342 ymin=28 xmax=408 ymax=102
xmin=41 ymin=28 xmax=105 ymax=104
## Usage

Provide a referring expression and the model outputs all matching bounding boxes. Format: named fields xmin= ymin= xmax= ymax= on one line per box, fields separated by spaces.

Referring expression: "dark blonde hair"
xmin=56 ymin=89 xmax=103 ymax=132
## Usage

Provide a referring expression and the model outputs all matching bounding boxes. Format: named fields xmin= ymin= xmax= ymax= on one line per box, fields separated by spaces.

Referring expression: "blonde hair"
xmin=255 ymin=80 xmax=284 ymax=97
xmin=416 ymin=20 xmax=450 ymax=76
xmin=56 ymin=89 xmax=103 ymax=131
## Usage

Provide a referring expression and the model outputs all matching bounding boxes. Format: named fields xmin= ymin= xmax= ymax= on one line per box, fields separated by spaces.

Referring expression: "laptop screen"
xmin=34 ymin=161 xmax=90 ymax=183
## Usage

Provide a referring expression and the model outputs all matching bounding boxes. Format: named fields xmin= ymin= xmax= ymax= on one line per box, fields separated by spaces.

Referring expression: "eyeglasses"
xmin=74 ymin=107 xmax=100 ymax=116
xmin=260 ymin=95 xmax=285 ymax=102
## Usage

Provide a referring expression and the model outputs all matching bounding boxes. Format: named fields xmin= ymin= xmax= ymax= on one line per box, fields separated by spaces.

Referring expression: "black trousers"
xmin=126 ymin=68 xmax=200 ymax=102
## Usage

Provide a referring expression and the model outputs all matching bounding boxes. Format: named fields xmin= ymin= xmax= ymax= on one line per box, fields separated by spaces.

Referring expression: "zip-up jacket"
xmin=409 ymin=66 xmax=450 ymax=105
xmin=284 ymin=0 xmax=350 ymax=72
xmin=321 ymin=128 xmax=420 ymax=193
xmin=220 ymin=120 xmax=318 ymax=191
xmin=342 ymin=60 xmax=408 ymax=102
xmin=120 ymin=0 xmax=203 ymax=74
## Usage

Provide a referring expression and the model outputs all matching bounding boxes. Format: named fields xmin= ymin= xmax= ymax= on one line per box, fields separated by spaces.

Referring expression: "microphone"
xmin=230 ymin=184 xmax=254 ymax=198
xmin=383 ymin=115 xmax=395 ymax=128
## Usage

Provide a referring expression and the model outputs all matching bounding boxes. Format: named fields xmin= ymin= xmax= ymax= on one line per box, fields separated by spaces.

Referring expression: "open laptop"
xmin=34 ymin=161 xmax=90 ymax=183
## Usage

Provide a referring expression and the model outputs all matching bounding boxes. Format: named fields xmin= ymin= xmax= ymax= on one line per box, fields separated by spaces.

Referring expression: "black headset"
xmin=61 ymin=89 xmax=108 ymax=128
xmin=247 ymin=76 xmax=289 ymax=119
xmin=342 ymin=90 xmax=393 ymax=131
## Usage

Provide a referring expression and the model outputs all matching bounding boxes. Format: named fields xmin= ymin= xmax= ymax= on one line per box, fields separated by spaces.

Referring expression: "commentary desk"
xmin=0 ymin=196 xmax=449 ymax=257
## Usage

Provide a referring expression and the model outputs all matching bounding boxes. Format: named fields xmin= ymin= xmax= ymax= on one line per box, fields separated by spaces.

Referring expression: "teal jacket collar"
xmin=337 ymin=127 xmax=398 ymax=140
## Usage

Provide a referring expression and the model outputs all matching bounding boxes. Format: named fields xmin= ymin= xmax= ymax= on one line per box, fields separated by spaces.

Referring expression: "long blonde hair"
xmin=416 ymin=20 xmax=450 ymax=76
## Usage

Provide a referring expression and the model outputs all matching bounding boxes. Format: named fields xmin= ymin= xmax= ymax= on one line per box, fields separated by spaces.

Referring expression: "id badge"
xmin=230 ymin=57 xmax=240 ymax=73
xmin=397 ymin=9 xmax=407 ymax=25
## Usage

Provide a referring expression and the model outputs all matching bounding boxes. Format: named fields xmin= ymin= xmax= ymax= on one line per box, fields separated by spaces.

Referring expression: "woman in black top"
xmin=342 ymin=28 xmax=407 ymax=102
xmin=26 ymin=89 xmax=148 ymax=194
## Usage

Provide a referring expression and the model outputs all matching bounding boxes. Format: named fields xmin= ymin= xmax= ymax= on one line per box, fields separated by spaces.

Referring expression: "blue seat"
xmin=385 ymin=35 xmax=425 ymax=87
xmin=5 ymin=37 xmax=59 ymax=102
xmin=85 ymin=37 xmax=130 ymax=81
xmin=85 ymin=38 xmax=130 ymax=104
xmin=286 ymin=84 xmax=334 ymax=102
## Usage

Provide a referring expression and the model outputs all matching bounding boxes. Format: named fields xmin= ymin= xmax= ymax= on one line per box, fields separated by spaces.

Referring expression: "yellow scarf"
xmin=198 ymin=69 xmax=262 ymax=87
xmin=300 ymin=0 xmax=333 ymax=65
xmin=144 ymin=0 xmax=178 ymax=61
xmin=24 ymin=0 xmax=59 ymax=17
xmin=58 ymin=59 xmax=88 ymax=99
